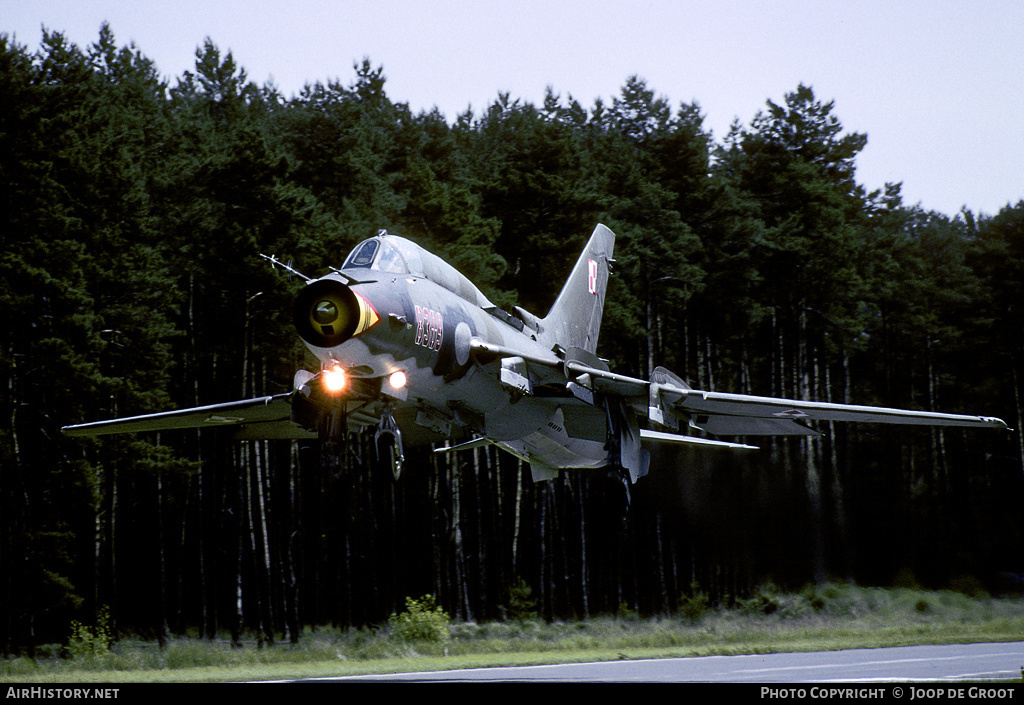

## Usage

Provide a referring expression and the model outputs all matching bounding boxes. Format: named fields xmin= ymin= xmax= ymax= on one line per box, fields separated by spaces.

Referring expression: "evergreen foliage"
xmin=505 ymin=578 xmax=539 ymax=623
xmin=1 ymin=25 xmax=1022 ymax=656
xmin=388 ymin=595 xmax=451 ymax=643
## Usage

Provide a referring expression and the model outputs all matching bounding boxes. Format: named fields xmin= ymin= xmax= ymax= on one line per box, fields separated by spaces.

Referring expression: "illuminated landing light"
xmin=323 ymin=364 xmax=347 ymax=393
xmin=389 ymin=370 xmax=407 ymax=390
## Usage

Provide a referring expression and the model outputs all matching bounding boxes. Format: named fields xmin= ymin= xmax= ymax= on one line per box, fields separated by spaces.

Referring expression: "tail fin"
xmin=541 ymin=224 xmax=615 ymax=354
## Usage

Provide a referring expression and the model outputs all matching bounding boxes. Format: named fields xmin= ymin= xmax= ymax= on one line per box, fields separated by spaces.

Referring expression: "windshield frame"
xmin=341 ymin=235 xmax=425 ymax=277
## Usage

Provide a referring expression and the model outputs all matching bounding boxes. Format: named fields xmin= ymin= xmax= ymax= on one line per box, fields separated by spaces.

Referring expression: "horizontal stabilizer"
xmin=640 ymin=429 xmax=758 ymax=451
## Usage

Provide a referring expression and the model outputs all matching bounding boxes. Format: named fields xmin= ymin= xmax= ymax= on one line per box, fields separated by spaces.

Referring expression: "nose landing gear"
xmin=375 ymin=407 xmax=404 ymax=480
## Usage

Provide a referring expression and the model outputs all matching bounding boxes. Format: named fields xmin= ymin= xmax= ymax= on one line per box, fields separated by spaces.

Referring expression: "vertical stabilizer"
xmin=540 ymin=224 xmax=615 ymax=354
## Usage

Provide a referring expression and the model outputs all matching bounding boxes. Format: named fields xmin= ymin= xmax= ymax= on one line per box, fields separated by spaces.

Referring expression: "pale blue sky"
xmin=6 ymin=0 xmax=1023 ymax=217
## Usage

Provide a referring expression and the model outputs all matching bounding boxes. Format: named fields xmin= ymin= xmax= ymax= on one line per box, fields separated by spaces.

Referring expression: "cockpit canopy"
xmin=342 ymin=231 xmax=493 ymax=308
xmin=342 ymin=233 xmax=424 ymax=275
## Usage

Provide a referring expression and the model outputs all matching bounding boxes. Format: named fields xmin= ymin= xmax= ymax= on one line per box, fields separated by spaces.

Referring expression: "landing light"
xmin=323 ymin=364 xmax=347 ymax=393
xmin=389 ymin=370 xmax=407 ymax=389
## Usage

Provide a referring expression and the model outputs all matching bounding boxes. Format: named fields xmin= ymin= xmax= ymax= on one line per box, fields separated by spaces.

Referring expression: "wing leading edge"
xmin=564 ymin=361 xmax=1008 ymax=436
xmin=61 ymin=394 xmax=317 ymax=440
xmin=674 ymin=389 xmax=1007 ymax=431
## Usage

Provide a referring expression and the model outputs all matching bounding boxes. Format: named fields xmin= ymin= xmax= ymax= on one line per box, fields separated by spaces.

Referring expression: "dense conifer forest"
xmin=2 ymin=25 xmax=1023 ymax=654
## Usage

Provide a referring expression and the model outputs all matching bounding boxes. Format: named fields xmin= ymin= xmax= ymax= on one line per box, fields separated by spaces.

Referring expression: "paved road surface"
xmin=299 ymin=642 xmax=1024 ymax=682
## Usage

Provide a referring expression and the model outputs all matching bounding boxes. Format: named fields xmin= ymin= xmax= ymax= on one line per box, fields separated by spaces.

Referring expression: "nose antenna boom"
xmin=260 ymin=253 xmax=311 ymax=282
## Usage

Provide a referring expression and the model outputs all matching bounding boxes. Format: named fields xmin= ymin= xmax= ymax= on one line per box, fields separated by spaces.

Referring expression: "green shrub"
xmin=67 ymin=606 xmax=111 ymax=662
xmin=737 ymin=583 xmax=781 ymax=616
xmin=679 ymin=582 xmax=710 ymax=623
xmin=506 ymin=577 xmax=538 ymax=623
xmin=893 ymin=568 xmax=921 ymax=589
xmin=797 ymin=584 xmax=827 ymax=612
xmin=388 ymin=595 xmax=451 ymax=643
xmin=949 ymin=575 xmax=989 ymax=599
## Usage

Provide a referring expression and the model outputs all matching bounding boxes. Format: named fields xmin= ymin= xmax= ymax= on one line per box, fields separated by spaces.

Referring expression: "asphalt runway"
xmin=298 ymin=641 xmax=1024 ymax=683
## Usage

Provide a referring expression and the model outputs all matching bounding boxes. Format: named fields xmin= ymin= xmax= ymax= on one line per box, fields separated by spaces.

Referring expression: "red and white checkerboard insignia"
xmin=587 ymin=258 xmax=597 ymax=295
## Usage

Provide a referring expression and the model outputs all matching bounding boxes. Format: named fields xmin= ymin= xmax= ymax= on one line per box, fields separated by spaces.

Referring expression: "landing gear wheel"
xmin=376 ymin=433 xmax=403 ymax=480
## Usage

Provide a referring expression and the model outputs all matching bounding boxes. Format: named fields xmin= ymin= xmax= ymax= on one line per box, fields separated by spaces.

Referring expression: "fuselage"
xmin=294 ymin=233 xmax=610 ymax=470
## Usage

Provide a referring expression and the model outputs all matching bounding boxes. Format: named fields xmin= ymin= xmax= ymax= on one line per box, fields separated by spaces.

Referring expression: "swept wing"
xmin=565 ymin=361 xmax=1007 ymax=436
xmin=61 ymin=394 xmax=316 ymax=440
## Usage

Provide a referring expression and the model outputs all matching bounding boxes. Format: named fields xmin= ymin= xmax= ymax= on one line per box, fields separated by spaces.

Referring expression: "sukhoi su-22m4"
xmin=63 ymin=224 xmax=1008 ymax=491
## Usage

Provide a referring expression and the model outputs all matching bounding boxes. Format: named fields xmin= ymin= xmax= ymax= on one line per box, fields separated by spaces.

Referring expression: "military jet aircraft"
xmin=63 ymin=224 xmax=1008 ymax=486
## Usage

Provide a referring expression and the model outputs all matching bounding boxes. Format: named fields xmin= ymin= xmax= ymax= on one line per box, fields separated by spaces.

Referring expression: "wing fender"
xmin=649 ymin=366 xmax=690 ymax=429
